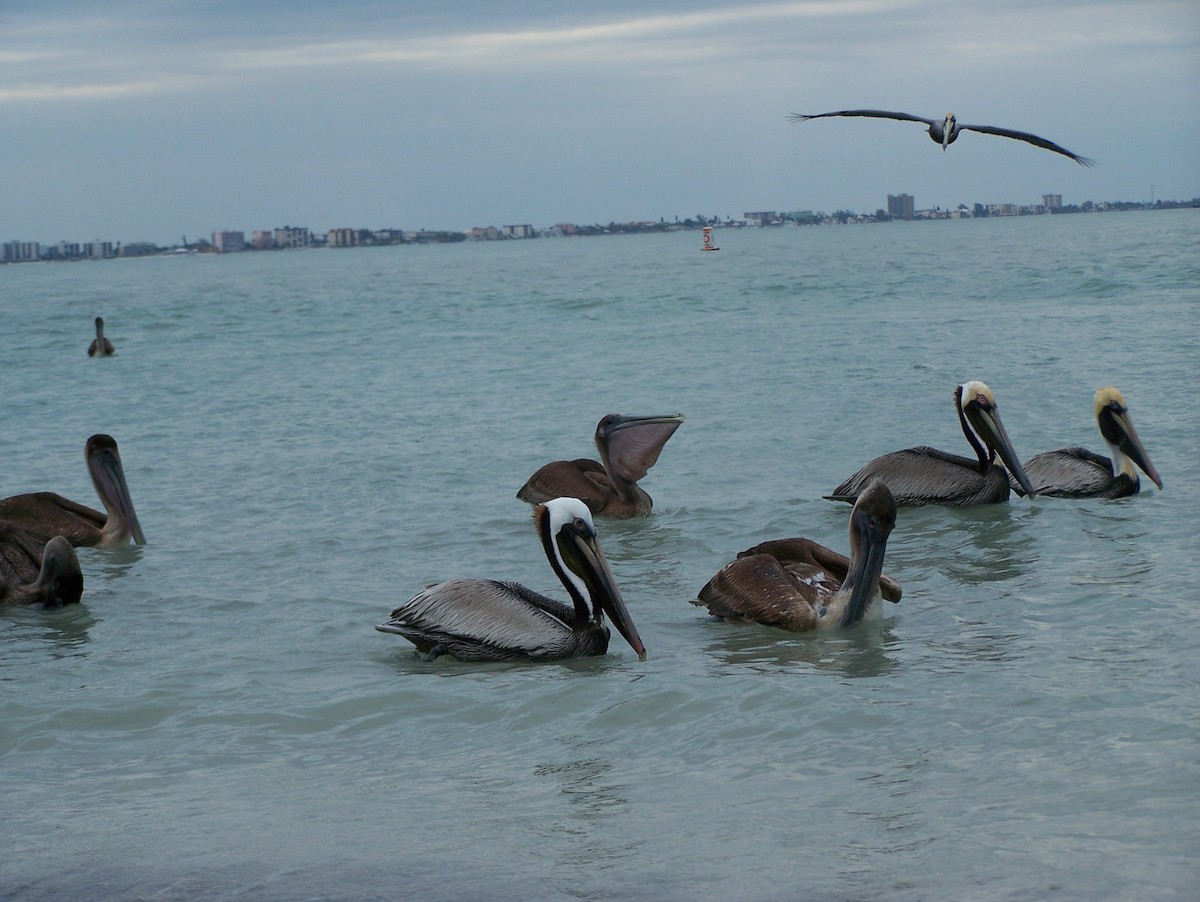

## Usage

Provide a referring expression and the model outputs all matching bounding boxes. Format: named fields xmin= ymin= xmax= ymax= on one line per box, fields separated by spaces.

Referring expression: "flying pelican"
xmin=0 ymin=527 xmax=83 ymax=608
xmin=517 ymin=413 xmax=685 ymax=519
xmin=789 ymin=110 xmax=1095 ymax=166
xmin=694 ymin=479 xmax=901 ymax=631
xmin=828 ymin=381 xmax=1037 ymax=506
xmin=376 ymin=497 xmax=647 ymax=662
xmin=88 ymin=317 xmax=115 ymax=357
xmin=1017 ymin=387 xmax=1163 ymax=498
xmin=0 ymin=434 xmax=146 ymax=547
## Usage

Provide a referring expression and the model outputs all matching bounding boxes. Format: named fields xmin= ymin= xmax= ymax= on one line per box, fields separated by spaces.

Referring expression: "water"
xmin=2 ymin=211 xmax=1198 ymax=900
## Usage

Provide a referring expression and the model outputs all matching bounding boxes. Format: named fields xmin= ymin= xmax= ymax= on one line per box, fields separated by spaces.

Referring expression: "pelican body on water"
xmin=376 ymin=497 xmax=647 ymax=662
xmin=517 ymin=413 xmax=684 ymax=519
xmin=695 ymin=479 xmax=900 ymax=631
xmin=828 ymin=381 xmax=1036 ymax=506
xmin=0 ymin=434 xmax=145 ymax=548
xmin=88 ymin=317 xmax=115 ymax=357
xmin=0 ymin=527 xmax=83 ymax=608
xmin=790 ymin=110 xmax=1094 ymax=166
xmin=1018 ymin=387 xmax=1162 ymax=498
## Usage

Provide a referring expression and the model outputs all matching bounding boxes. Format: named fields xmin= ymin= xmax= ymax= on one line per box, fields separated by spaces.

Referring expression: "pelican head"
xmin=31 ymin=536 xmax=84 ymax=608
xmin=942 ymin=112 xmax=956 ymax=149
xmin=959 ymin=381 xmax=1037 ymax=497
xmin=540 ymin=497 xmax=646 ymax=659
xmin=837 ymin=479 xmax=897 ymax=627
xmin=1094 ymin=387 xmax=1162 ymax=490
xmin=594 ymin=413 xmax=685 ymax=486
xmin=85 ymin=434 xmax=146 ymax=545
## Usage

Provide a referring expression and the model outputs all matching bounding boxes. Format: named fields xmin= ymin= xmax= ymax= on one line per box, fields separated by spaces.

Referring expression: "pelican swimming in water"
xmin=88 ymin=317 xmax=115 ymax=357
xmin=1017 ymin=387 xmax=1163 ymax=498
xmin=828 ymin=381 xmax=1037 ymax=506
xmin=517 ymin=413 xmax=685 ymax=519
xmin=376 ymin=497 xmax=647 ymax=662
xmin=0 ymin=434 xmax=145 ymax=548
xmin=789 ymin=110 xmax=1095 ymax=166
xmin=0 ymin=526 xmax=83 ymax=608
xmin=694 ymin=479 xmax=901 ymax=631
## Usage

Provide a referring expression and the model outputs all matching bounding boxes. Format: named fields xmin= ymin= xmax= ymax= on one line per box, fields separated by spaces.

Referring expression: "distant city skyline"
xmin=2 ymin=2 xmax=1197 ymax=246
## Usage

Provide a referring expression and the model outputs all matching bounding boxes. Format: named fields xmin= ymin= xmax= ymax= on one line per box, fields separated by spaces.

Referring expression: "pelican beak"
xmin=86 ymin=435 xmax=146 ymax=544
xmin=567 ymin=528 xmax=647 ymax=660
xmin=598 ymin=413 xmax=685 ymax=483
xmin=1103 ymin=406 xmax=1163 ymax=489
xmin=840 ymin=481 xmax=896 ymax=627
xmin=967 ymin=403 xmax=1037 ymax=498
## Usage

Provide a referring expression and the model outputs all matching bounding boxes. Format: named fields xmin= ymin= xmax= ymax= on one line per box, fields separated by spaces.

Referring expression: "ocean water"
xmin=2 ymin=211 xmax=1198 ymax=900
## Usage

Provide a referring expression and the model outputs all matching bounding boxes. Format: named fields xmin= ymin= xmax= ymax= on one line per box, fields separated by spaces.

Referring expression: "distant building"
xmin=743 ymin=211 xmax=778 ymax=225
xmin=328 ymin=228 xmax=368 ymax=247
xmin=251 ymin=230 xmax=275 ymax=250
xmin=887 ymin=194 xmax=915 ymax=220
xmin=213 ymin=230 xmax=245 ymax=253
xmin=84 ymin=240 xmax=115 ymax=259
xmin=501 ymin=224 xmax=534 ymax=239
xmin=120 ymin=242 xmax=160 ymax=257
xmin=1042 ymin=193 xmax=1063 ymax=210
xmin=470 ymin=226 xmax=501 ymax=240
xmin=274 ymin=226 xmax=310 ymax=249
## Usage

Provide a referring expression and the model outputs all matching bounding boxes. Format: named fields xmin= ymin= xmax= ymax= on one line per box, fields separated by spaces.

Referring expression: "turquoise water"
xmin=2 ymin=211 xmax=1198 ymax=900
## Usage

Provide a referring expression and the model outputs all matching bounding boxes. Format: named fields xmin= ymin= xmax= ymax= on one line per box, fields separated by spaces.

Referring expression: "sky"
xmin=2 ymin=0 xmax=1198 ymax=245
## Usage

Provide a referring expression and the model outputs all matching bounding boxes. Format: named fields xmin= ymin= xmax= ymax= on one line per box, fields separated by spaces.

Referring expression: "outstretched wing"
xmin=958 ymin=123 xmax=1094 ymax=166
xmin=789 ymin=109 xmax=936 ymax=126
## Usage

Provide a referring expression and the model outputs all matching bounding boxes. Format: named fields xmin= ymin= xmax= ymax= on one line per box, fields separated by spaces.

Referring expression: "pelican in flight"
xmin=0 ymin=527 xmax=83 ymax=608
xmin=0 ymin=434 xmax=146 ymax=548
xmin=694 ymin=479 xmax=900 ymax=631
xmin=517 ymin=413 xmax=685 ymax=519
xmin=1017 ymin=387 xmax=1162 ymax=498
xmin=828 ymin=381 xmax=1037 ymax=506
xmin=790 ymin=110 xmax=1094 ymax=166
xmin=88 ymin=317 xmax=115 ymax=357
xmin=376 ymin=497 xmax=647 ymax=662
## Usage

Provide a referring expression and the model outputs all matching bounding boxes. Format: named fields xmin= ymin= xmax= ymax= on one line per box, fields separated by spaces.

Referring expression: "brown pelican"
xmin=789 ymin=110 xmax=1095 ymax=166
xmin=517 ymin=413 xmax=685 ymax=519
xmin=828 ymin=381 xmax=1037 ymax=506
xmin=0 ymin=434 xmax=146 ymax=547
xmin=376 ymin=497 xmax=647 ymax=662
xmin=88 ymin=317 xmax=115 ymax=357
xmin=694 ymin=479 xmax=901 ymax=631
xmin=1017 ymin=387 xmax=1163 ymax=498
xmin=0 ymin=527 xmax=83 ymax=608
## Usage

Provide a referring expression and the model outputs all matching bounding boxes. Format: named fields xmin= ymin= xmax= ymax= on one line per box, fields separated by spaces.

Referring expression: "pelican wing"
xmin=377 ymin=578 xmax=578 ymax=659
xmin=516 ymin=459 xmax=616 ymax=513
xmin=695 ymin=554 xmax=821 ymax=631
xmin=1019 ymin=447 xmax=1121 ymax=498
xmin=0 ymin=521 xmax=46 ymax=585
xmin=827 ymin=447 xmax=992 ymax=507
xmin=957 ymin=122 xmax=1094 ymax=166
xmin=738 ymin=537 xmax=901 ymax=602
xmin=0 ymin=492 xmax=106 ymax=547
xmin=789 ymin=109 xmax=936 ymax=126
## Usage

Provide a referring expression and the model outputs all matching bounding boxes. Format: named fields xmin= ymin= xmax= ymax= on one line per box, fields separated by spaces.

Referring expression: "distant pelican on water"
xmin=828 ymin=381 xmax=1037 ymax=507
xmin=1017 ymin=387 xmax=1162 ymax=498
xmin=790 ymin=110 xmax=1094 ymax=166
xmin=88 ymin=317 xmax=115 ymax=357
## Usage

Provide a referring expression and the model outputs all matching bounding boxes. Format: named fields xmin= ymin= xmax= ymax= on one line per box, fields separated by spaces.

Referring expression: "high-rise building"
xmin=887 ymin=193 xmax=915 ymax=220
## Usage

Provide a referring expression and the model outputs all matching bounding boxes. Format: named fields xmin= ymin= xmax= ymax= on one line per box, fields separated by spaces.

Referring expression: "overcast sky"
xmin=3 ymin=1 xmax=1197 ymax=244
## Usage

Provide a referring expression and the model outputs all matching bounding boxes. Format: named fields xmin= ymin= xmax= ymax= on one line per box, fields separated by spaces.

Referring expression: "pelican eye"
xmin=573 ymin=517 xmax=588 ymax=531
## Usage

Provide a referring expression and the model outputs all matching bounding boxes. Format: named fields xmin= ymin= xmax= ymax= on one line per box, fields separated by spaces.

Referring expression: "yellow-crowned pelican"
xmin=0 ymin=435 xmax=145 ymax=547
xmin=694 ymin=479 xmax=900 ymax=631
xmin=0 ymin=526 xmax=83 ymax=608
xmin=790 ymin=110 xmax=1094 ymax=166
xmin=1018 ymin=387 xmax=1162 ymax=498
xmin=88 ymin=317 xmax=115 ymax=357
xmin=828 ymin=381 xmax=1037 ymax=506
xmin=517 ymin=413 xmax=684 ymax=518
xmin=376 ymin=497 xmax=647 ymax=662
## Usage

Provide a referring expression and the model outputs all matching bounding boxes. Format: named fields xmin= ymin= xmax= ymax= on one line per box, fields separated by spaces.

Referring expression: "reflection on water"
xmin=696 ymin=618 xmax=902 ymax=678
xmin=900 ymin=505 xmax=1036 ymax=585
xmin=0 ymin=604 xmax=96 ymax=669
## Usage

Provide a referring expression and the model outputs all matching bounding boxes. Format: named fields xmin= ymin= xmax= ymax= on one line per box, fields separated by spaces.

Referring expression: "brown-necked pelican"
xmin=789 ymin=110 xmax=1094 ymax=166
xmin=517 ymin=413 xmax=685 ymax=519
xmin=828 ymin=381 xmax=1037 ymax=506
xmin=694 ymin=479 xmax=900 ymax=631
xmin=376 ymin=497 xmax=647 ymax=662
xmin=88 ymin=317 xmax=115 ymax=357
xmin=0 ymin=526 xmax=83 ymax=608
xmin=1017 ymin=387 xmax=1163 ymax=498
xmin=0 ymin=435 xmax=145 ymax=547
